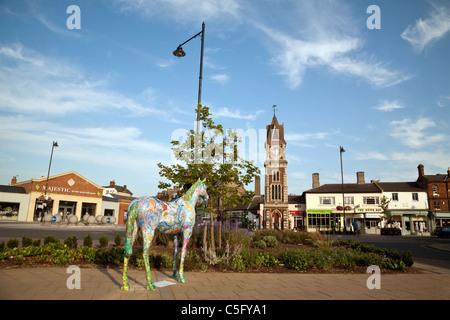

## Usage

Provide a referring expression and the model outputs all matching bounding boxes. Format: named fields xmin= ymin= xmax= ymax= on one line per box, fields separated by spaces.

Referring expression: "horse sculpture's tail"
xmin=124 ymin=199 xmax=139 ymax=256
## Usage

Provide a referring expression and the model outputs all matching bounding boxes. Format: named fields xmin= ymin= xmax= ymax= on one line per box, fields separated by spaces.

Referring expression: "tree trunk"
xmin=203 ymin=221 xmax=208 ymax=248
xmin=218 ymin=220 xmax=222 ymax=249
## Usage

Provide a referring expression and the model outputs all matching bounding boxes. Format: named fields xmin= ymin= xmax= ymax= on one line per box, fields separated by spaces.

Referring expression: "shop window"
xmin=104 ymin=209 xmax=114 ymax=217
xmin=82 ymin=203 xmax=96 ymax=216
xmin=0 ymin=202 xmax=20 ymax=221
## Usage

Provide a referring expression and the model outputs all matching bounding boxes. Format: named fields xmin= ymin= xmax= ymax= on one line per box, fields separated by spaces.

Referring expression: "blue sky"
xmin=1 ymin=0 xmax=449 ymax=197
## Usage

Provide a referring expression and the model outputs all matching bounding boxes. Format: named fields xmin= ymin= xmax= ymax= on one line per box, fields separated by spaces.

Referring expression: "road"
xmin=1 ymin=222 xmax=450 ymax=271
xmin=327 ymin=233 xmax=450 ymax=271
xmin=0 ymin=222 xmax=126 ymax=247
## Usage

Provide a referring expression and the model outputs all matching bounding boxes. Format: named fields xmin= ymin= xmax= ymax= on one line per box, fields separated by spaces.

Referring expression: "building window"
xmin=434 ymin=201 xmax=441 ymax=210
xmin=344 ymin=196 xmax=354 ymax=205
xmin=272 ymin=184 xmax=281 ymax=201
xmin=392 ymin=193 xmax=398 ymax=201
xmin=412 ymin=193 xmax=419 ymax=201
xmin=273 ymin=171 xmax=280 ymax=182
xmin=320 ymin=197 xmax=335 ymax=205
xmin=433 ymin=185 xmax=439 ymax=195
xmin=363 ymin=197 xmax=379 ymax=205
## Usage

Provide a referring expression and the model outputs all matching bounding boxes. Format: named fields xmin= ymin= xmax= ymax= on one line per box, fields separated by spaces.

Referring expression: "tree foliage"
xmin=157 ymin=104 xmax=260 ymax=221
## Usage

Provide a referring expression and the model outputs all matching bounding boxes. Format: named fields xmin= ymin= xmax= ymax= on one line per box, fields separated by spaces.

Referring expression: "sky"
xmin=0 ymin=0 xmax=449 ymax=198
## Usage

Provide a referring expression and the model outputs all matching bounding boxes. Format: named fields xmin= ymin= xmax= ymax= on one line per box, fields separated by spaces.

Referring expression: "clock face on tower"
xmin=271 ymin=147 xmax=280 ymax=157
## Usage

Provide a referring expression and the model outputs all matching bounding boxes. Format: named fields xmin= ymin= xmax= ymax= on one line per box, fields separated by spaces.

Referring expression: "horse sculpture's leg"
xmin=173 ymin=234 xmax=179 ymax=278
xmin=121 ymin=202 xmax=139 ymax=291
xmin=142 ymin=229 xmax=156 ymax=290
xmin=175 ymin=227 xmax=192 ymax=283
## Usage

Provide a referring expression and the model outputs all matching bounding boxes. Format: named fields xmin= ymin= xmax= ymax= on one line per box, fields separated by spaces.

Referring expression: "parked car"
xmin=436 ymin=226 xmax=450 ymax=238
xmin=434 ymin=227 xmax=442 ymax=236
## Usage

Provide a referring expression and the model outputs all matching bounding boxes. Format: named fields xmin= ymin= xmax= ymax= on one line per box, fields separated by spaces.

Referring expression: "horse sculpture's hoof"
xmin=174 ymin=274 xmax=186 ymax=283
xmin=121 ymin=284 xmax=130 ymax=291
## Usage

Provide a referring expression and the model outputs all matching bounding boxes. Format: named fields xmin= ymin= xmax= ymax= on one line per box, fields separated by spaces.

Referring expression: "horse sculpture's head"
xmin=200 ymin=178 xmax=208 ymax=201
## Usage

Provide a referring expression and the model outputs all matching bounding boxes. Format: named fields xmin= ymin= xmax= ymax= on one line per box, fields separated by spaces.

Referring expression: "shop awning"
xmin=387 ymin=210 xmax=428 ymax=217
xmin=433 ymin=212 xmax=450 ymax=218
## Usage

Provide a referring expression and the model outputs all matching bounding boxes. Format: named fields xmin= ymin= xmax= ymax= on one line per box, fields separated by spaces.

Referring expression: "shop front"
xmin=386 ymin=210 xmax=431 ymax=236
xmin=306 ymin=210 xmax=342 ymax=232
xmin=353 ymin=208 xmax=383 ymax=235
xmin=13 ymin=171 xmax=105 ymax=222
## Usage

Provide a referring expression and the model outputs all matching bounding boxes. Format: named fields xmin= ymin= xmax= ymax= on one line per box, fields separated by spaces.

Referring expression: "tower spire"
xmin=273 ymin=105 xmax=277 ymax=116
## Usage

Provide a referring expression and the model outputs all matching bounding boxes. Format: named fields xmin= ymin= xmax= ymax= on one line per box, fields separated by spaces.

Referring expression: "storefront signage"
xmin=356 ymin=208 xmax=382 ymax=213
xmin=42 ymin=185 xmax=101 ymax=197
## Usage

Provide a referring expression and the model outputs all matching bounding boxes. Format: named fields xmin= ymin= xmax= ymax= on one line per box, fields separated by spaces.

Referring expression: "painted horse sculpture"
xmin=121 ymin=179 xmax=208 ymax=291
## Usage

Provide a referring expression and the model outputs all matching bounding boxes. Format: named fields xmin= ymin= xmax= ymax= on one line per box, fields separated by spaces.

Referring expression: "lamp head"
xmin=173 ymin=46 xmax=186 ymax=58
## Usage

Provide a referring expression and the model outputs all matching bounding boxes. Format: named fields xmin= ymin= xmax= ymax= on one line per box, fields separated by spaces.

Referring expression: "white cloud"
xmin=389 ymin=117 xmax=447 ymax=148
xmin=213 ymin=107 xmax=263 ymax=120
xmin=114 ymin=0 xmax=242 ymax=24
xmin=0 ymin=43 xmax=159 ymax=117
xmin=374 ymin=100 xmax=405 ymax=112
xmin=257 ymin=14 xmax=410 ymax=89
xmin=401 ymin=3 xmax=450 ymax=52
xmin=210 ymin=74 xmax=229 ymax=84
xmin=437 ymin=95 xmax=450 ymax=108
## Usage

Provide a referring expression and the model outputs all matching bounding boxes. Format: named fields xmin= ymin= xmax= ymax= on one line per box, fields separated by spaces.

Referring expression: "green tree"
xmin=157 ymin=104 xmax=260 ymax=248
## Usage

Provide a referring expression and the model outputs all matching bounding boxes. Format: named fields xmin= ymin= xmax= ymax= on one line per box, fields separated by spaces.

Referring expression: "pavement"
xmin=1 ymin=265 xmax=450 ymax=301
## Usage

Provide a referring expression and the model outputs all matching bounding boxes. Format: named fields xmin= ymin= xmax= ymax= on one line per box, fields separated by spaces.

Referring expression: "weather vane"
xmin=273 ymin=105 xmax=277 ymax=115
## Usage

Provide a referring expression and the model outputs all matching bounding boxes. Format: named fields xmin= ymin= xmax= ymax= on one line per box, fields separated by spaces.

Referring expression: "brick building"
xmin=417 ymin=164 xmax=450 ymax=229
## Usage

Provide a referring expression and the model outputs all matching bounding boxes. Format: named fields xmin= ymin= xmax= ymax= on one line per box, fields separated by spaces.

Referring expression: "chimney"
xmin=418 ymin=164 xmax=424 ymax=178
xmin=356 ymin=171 xmax=365 ymax=184
xmin=123 ymin=185 xmax=127 ymax=193
xmin=417 ymin=164 xmax=425 ymax=185
xmin=254 ymin=176 xmax=261 ymax=196
xmin=312 ymin=173 xmax=320 ymax=188
xmin=11 ymin=176 xmax=17 ymax=185
xmin=110 ymin=180 xmax=115 ymax=186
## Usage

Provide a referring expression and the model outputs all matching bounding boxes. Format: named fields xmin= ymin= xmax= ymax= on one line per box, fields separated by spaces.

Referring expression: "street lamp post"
xmin=173 ymin=22 xmax=205 ymax=132
xmin=340 ymin=146 xmax=346 ymax=232
xmin=45 ymin=141 xmax=58 ymax=196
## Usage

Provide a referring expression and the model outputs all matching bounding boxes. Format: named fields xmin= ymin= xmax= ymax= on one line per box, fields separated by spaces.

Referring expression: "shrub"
xmin=262 ymin=236 xmax=278 ymax=248
xmin=114 ymin=233 xmax=122 ymax=246
xmin=252 ymin=240 xmax=266 ymax=249
xmin=64 ymin=235 xmax=78 ymax=249
xmin=78 ymin=246 xmax=96 ymax=262
xmin=44 ymin=235 xmax=59 ymax=245
xmin=22 ymin=236 xmax=33 ymax=248
xmin=32 ymin=239 xmax=41 ymax=247
xmin=231 ymin=254 xmax=246 ymax=271
xmin=7 ymin=238 xmax=19 ymax=249
xmin=99 ymin=235 xmax=109 ymax=248
xmin=0 ymin=241 xmax=4 ymax=250
xmin=401 ymin=250 xmax=414 ymax=267
xmin=278 ymin=249 xmax=313 ymax=271
xmin=83 ymin=234 xmax=93 ymax=247
xmin=258 ymin=252 xmax=279 ymax=267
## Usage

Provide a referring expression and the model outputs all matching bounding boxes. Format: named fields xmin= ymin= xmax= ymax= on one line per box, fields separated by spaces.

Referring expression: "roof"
xmin=304 ymin=183 xmax=381 ymax=194
xmin=423 ymin=174 xmax=448 ymax=183
xmin=376 ymin=182 xmax=426 ymax=192
xmin=0 ymin=185 xmax=27 ymax=194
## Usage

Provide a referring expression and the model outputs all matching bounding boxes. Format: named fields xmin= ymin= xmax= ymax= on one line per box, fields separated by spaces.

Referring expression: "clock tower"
xmin=263 ymin=108 xmax=289 ymax=230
